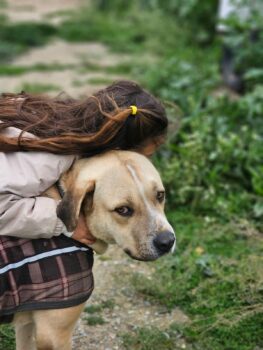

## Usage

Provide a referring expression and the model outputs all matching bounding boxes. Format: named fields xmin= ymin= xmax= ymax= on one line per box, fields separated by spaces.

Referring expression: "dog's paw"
xmin=88 ymin=240 xmax=108 ymax=254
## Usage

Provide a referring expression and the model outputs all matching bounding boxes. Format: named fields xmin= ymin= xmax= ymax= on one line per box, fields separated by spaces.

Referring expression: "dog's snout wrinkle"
xmin=126 ymin=164 xmax=155 ymax=217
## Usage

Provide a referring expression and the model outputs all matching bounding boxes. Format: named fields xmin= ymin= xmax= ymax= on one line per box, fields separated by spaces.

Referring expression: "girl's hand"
xmin=72 ymin=213 xmax=96 ymax=246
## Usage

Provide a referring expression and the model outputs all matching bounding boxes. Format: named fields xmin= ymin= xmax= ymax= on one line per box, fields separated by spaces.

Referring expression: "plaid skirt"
xmin=0 ymin=235 xmax=94 ymax=324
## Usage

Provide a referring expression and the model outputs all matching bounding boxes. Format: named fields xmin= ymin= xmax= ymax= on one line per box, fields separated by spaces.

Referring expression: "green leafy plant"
xmin=220 ymin=1 xmax=263 ymax=90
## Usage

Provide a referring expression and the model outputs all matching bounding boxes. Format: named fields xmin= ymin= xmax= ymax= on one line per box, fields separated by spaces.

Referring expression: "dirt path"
xmin=1 ymin=0 xmax=129 ymax=97
xmin=2 ymin=0 xmax=85 ymax=23
xmin=0 ymin=39 xmax=129 ymax=97
xmin=1 ymin=1 xmax=188 ymax=349
xmin=74 ymin=247 xmax=188 ymax=350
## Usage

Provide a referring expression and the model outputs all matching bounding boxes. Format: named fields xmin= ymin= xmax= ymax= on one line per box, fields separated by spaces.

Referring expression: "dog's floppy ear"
xmin=57 ymin=180 xmax=95 ymax=232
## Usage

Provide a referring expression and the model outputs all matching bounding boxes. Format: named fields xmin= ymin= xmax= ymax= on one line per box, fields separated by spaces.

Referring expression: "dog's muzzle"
xmin=124 ymin=230 xmax=176 ymax=261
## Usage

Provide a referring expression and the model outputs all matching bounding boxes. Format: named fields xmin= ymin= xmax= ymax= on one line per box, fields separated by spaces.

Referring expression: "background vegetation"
xmin=0 ymin=0 xmax=262 ymax=349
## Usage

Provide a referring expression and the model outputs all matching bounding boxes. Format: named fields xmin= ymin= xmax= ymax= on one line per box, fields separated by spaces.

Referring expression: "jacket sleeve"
xmin=0 ymin=150 xmax=75 ymax=239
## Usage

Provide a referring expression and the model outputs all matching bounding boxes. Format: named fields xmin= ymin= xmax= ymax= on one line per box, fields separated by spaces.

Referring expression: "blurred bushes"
xmin=94 ymin=0 xmax=218 ymax=44
xmin=150 ymin=58 xmax=263 ymax=220
xmin=223 ymin=12 xmax=263 ymax=90
xmin=157 ymin=94 xmax=263 ymax=220
xmin=58 ymin=8 xmax=184 ymax=55
xmin=0 ymin=22 xmax=56 ymax=47
xmin=151 ymin=0 xmax=218 ymax=44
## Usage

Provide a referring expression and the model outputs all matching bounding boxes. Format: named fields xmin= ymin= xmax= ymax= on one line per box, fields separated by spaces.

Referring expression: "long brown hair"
xmin=0 ymin=80 xmax=168 ymax=155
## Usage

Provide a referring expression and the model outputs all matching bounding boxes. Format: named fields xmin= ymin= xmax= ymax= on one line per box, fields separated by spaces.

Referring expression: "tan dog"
xmin=13 ymin=150 xmax=175 ymax=350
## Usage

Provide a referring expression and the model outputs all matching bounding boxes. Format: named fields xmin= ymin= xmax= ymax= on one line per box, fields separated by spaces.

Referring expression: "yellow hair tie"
xmin=130 ymin=105 xmax=138 ymax=116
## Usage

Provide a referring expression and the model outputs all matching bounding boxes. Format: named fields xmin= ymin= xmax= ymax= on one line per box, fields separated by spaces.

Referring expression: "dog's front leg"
xmin=33 ymin=303 xmax=85 ymax=350
xmin=14 ymin=312 xmax=36 ymax=350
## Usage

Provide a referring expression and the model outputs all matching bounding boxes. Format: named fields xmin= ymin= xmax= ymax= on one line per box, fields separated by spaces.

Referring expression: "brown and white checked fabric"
xmin=0 ymin=235 xmax=94 ymax=324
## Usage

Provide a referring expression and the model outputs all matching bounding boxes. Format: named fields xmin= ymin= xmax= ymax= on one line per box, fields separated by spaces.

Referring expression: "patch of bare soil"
xmin=73 ymin=246 xmax=188 ymax=350
xmin=0 ymin=39 xmax=128 ymax=97
xmin=1 ymin=0 xmax=129 ymax=97
xmin=3 ymin=0 xmax=85 ymax=23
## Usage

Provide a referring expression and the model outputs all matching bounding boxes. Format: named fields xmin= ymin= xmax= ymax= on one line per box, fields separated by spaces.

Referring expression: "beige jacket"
xmin=0 ymin=126 xmax=75 ymax=239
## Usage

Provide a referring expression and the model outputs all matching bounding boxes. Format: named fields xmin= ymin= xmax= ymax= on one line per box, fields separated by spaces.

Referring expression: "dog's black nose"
xmin=153 ymin=231 xmax=175 ymax=253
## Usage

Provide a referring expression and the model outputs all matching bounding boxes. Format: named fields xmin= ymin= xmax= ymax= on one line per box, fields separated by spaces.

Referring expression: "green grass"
xmin=104 ymin=62 xmax=137 ymax=75
xmin=87 ymin=77 xmax=117 ymax=85
xmin=183 ymin=313 xmax=263 ymax=350
xmin=19 ymin=83 xmax=61 ymax=94
xmin=84 ymin=315 xmax=106 ymax=326
xmin=83 ymin=300 xmax=115 ymax=326
xmin=0 ymin=61 xmax=137 ymax=77
xmin=0 ymin=63 xmax=75 ymax=76
xmin=0 ymin=22 xmax=56 ymax=47
xmin=122 ymin=326 xmax=182 ymax=350
xmin=75 ymin=59 xmax=148 ymax=76
xmin=43 ymin=9 xmax=73 ymax=21
xmin=84 ymin=299 xmax=115 ymax=314
xmin=0 ymin=22 xmax=57 ymax=62
xmin=0 ymin=324 xmax=15 ymax=350
xmin=129 ymin=210 xmax=263 ymax=350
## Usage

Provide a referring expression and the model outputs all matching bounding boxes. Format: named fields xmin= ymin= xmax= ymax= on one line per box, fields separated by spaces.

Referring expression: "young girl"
xmin=0 ymin=80 xmax=168 ymax=245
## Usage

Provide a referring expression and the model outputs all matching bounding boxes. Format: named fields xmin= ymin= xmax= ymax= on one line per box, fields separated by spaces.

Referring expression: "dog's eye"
xmin=156 ymin=191 xmax=165 ymax=202
xmin=115 ymin=206 xmax=134 ymax=217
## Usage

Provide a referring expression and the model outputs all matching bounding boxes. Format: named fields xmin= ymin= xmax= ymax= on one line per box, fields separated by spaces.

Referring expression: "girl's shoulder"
xmin=0 ymin=126 xmax=76 ymax=195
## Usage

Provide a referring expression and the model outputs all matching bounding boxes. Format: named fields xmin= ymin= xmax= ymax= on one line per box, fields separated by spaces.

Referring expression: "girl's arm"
xmin=0 ymin=149 xmax=75 ymax=239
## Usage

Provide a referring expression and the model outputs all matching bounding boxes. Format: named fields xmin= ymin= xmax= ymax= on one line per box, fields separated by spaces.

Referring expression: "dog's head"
xmin=57 ymin=151 xmax=175 ymax=261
